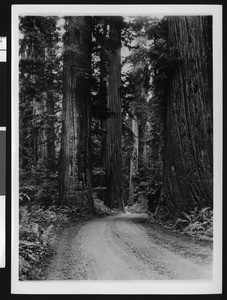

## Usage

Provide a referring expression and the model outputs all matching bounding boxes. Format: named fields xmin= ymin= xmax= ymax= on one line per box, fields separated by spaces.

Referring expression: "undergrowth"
xmin=19 ymin=204 xmax=71 ymax=280
xmin=127 ymin=195 xmax=148 ymax=214
xmin=94 ymin=196 xmax=120 ymax=216
xmin=174 ymin=207 xmax=213 ymax=242
xmin=152 ymin=207 xmax=213 ymax=242
xmin=19 ymin=189 xmax=115 ymax=280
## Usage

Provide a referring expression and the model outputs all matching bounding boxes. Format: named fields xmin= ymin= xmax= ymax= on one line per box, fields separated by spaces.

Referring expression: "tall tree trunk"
xmin=46 ymin=91 xmax=56 ymax=169
xmin=156 ymin=16 xmax=213 ymax=220
xmin=128 ymin=114 xmax=139 ymax=205
xmin=104 ymin=17 xmax=124 ymax=210
xmin=32 ymin=91 xmax=56 ymax=168
xmin=98 ymin=18 xmax=108 ymax=202
xmin=139 ymin=118 xmax=147 ymax=165
xmin=32 ymin=81 xmax=44 ymax=165
xmin=60 ymin=16 xmax=93 ymax=208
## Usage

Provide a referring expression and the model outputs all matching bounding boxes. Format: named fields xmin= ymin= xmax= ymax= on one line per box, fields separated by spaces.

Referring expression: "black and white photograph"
xmin=11 ymin=4 xmax=222 ymax=295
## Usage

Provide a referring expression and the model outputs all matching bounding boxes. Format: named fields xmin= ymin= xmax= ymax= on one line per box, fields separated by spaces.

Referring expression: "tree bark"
xmin=32 ymin=82 xmax=46 ymax=165
xmin=45 ymin=91 xmax=56 ymax=168
xmin=97 ymin=18 xmax=108 ymax=202
xmin=156 ymin=16 xmax=213 ymax=220
xmin=60 ymin=16 xmax=93 ymax=208
xmin=104 ymin=17 xmax=124 ymax=210
xmin=139 ymin=118 xmax=147 ymax=165
xmin=128 ymin=114 xmax=139 ymax=205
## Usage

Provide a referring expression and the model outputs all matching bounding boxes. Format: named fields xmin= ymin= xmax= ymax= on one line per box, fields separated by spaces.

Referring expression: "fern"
xmin=176 ymin=207 xmax=213 ymax=241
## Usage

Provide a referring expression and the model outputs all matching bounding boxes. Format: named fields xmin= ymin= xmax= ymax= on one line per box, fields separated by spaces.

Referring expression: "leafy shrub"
xmin=19 ymin=194 xmax=115 ymax=280
xmin=20 ymin=162 xmax=59 ymax=207
xmin=19 ymin=204 xmax=70 ymax=280
xmin=93 ymin=198 xmax=110 ymax=216
xmin=174 ymin=207 xmax=213 ymax=241
xmin=127 ymin=194 xmax=148 ymax=214
xmin=93 ymin=197 xmax=120 ymax=216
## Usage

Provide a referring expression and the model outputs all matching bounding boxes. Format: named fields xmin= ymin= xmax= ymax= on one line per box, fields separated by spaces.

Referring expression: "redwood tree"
xmin=156 ymin=16 xmax=213 ymax=220
xmin=104 ymin=17 xmax=124 ymax=210
xmin=60 ymin=16 xmax=93 ymax=208
xmin=128 ymin=112 xmax=139 ymax=205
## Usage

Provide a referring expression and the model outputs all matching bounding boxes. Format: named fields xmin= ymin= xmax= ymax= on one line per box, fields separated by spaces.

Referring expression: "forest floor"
xmin=44 ymin=212 xmax=213 ymax=280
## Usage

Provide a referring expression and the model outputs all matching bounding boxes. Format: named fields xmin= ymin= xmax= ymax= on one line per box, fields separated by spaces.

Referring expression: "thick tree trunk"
xmin=97 ymin=19 xmax=108 ymax=202
xmin=60 ymin=16 xmax=93 ymax=208
xmin=156 ymin=16 xmax=213 ymax=220
xmin=104 ymin=17 xmax=124 ymax=210
xmin=128 ymin=114 xmax=139 ymax=205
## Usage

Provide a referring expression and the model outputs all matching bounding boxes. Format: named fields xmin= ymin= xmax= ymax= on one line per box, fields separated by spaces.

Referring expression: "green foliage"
xmin=19 ymin=16 xmax=63 ymax=178
xmin=20 ymin=162 xmax=59 ymax=207
xmin=19 ymin=198 xmax=106 ymax=280
xmin=94 ymin=198 xmax=112 ymax=216
xmin=18 ymin=186 xmax=116 ymax=280
xmin=127 ymin=194 xmax=148 ymax=214
xmin=174 ymin=207 xmax=213 ymax=241
xmin=19 ymin=203 xmax=70 ymax=280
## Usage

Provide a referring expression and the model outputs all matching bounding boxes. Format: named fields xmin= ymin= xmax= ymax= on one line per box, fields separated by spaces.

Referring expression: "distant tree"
xmin=19 ymin=16 xmax=62 ymax=170
xmin=122 ymin=16 xmax=163 ymax=206
xmin=128 ymin=111 xmax=139 ymax=205
xmin=121 ymin=17 xmax=162 ymax=207
xmin=123 ymin=65 xmax=151 ymax=206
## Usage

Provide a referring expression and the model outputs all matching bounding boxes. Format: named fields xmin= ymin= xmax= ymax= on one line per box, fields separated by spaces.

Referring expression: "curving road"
xmin=46 ymin=212 xmax=213 ymax=280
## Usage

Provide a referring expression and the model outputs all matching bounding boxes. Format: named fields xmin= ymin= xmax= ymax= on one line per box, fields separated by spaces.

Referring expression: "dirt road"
xmin=45 ymin=212 xmax=213 ymax=280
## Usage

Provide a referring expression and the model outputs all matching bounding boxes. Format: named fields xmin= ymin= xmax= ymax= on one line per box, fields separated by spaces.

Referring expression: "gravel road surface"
xmin=45 ymin=212 xmax=212 ymax=280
